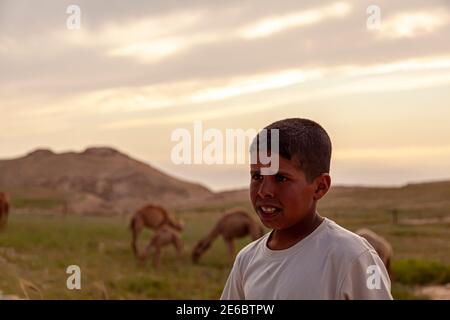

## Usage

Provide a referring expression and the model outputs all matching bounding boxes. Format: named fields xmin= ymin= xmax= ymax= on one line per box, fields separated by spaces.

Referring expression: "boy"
xmin=221 ymin=118 xmax=392 ymax=300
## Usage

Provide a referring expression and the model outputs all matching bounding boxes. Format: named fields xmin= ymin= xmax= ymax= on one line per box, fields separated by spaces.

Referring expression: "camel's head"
xmin=191 ymin=239 xmax=211 ymax=263
xmin=170 ymin=218 xmax=185 ymax=231
xmin=178 ymin=219 xmax=186 ymax=229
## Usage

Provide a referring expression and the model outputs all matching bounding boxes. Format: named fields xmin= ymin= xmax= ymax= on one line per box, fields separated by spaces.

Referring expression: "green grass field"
xmin=1 ymin=203 xmax=449 ymax=299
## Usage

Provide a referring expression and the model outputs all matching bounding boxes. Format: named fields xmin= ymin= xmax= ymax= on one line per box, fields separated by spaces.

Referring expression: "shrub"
xmin=393 ymin=259 xmax=450 ymax=285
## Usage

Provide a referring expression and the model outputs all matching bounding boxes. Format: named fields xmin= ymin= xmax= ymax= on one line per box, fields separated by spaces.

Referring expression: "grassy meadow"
xmin=1 ymin=193 xmax=450 ymax=299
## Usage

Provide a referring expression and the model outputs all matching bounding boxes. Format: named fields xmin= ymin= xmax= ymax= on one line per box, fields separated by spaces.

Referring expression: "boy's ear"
xmin=313 ymin=174 xmax=331 ymax=200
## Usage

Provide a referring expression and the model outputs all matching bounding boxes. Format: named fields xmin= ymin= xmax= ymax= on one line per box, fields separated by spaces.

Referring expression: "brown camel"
xmin=192 ymin=209 xmax=264 ymax=263
xmin=356 ymin=228 xmax=393 ymax=278
xmin=140 ymin=224 xmax=183 ymax=268
xmin=0 ymin=192 xmax=10 ymax=231
xmin=130 ymin=204 xmax=183 ymax=258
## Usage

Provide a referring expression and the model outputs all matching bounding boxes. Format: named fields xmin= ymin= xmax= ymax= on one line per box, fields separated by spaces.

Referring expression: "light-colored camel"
xmin=192 ymin=209 xmax=264 ymax=263
xmin=140 ymin=224 xmax=183 ymax=268
xmin=130 ymin=204 xmax=183 ymax=258
xmin=0 ymin=192 xmax=10 ymax=231
xmin=356 ymin=228 xmax=393 ymax=277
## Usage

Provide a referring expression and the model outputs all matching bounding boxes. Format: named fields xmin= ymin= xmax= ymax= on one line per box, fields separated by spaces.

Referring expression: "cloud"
xmin=187 ymin=69 xmax=322 ymax=103
xmin=2 ymin=0 xmax=450 ymax=98
xmin=238 ymin=1 xmax=352 ymax=39
xmin=62 ymin=9 xmax=211 ymax=62
xmin=24 ymin=67 xmax=322 ymax=119
xmin=62 ymin=2 xmax=353 ymax=63
xmin=335 ymin=145 xmax=450 ymax=161
xmin=15 ymin=53 xmax=450 ymax=132
xmin=378 ymin=9 xmax=449 ymax=39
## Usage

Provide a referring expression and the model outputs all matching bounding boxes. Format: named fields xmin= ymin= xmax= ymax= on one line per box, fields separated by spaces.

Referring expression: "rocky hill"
xmin=0 ymin=147 xmax=212 ymax=214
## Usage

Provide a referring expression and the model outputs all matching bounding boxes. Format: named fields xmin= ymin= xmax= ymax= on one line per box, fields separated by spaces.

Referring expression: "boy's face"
xmin=250 ymin=155 xmax=321 ymax=230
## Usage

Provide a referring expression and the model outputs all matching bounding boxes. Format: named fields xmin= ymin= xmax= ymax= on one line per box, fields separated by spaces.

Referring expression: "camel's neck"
xmin=167 ymin=216 xmax=182 ymax=231
xmin=202 ymin=224 xmax=220 ymax=245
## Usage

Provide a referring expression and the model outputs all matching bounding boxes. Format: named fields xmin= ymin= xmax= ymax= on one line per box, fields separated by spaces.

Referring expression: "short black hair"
xmin=251 ymin=118 xmax=332 ymax=182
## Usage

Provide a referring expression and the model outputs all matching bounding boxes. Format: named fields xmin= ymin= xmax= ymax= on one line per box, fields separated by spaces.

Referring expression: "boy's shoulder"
xmin=321 ymin=218 xmax=377 ymax=259
xmin=235 ymin=218 xmax=376 ymax=265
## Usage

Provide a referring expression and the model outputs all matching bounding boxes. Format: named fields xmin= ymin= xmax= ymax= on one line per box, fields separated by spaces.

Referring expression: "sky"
xmin=1 ymin=0 xmax=450 ymax=191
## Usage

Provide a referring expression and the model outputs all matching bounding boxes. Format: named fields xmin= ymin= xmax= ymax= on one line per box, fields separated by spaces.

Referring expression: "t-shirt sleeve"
xmin=339 ymin=249 xmax=393 ymax=300
xmin=220 ymin=253 xmax=245 ymax=300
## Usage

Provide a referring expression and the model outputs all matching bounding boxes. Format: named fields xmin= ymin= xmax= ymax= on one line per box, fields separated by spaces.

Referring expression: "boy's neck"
xmin=267 ymin=211 xmax=324 ymax=250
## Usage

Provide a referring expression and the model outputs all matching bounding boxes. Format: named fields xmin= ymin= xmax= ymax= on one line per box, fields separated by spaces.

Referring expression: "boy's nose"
xmin=257 ymin=178 xmax=275 ymax=198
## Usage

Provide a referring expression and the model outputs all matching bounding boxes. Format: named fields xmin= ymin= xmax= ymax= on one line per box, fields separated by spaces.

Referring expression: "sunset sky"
xmin=1 ymin=0 xmax=450 ymax=191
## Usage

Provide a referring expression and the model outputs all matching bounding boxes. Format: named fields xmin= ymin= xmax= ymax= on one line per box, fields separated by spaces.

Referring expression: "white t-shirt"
xmin=221 ymin=218 xmax=393 ymax=300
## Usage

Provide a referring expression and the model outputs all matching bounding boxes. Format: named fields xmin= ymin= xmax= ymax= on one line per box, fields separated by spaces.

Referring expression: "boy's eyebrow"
xmin=276 ymin=170 xmax=295 ymax=177
xmin=250 ymin=169 xmax=295 ymax=177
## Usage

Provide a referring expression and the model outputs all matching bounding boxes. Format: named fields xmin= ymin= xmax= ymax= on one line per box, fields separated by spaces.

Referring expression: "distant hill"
xmin=1 ymin=147 xmax=449 ymax=216
xmin=0 ymin=147 xmax=212 ymax=214
xmin=212 ymin=181 xmax=450 ymax=218
xmin=320 ymin=181 xmax=450 ymax=213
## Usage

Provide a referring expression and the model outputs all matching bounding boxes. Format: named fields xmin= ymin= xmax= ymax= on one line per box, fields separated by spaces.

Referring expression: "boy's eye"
xmin=251 ymin=173 xmax=262 ymax=181
xmin=275 ymin=174 xmax=288 ymax=182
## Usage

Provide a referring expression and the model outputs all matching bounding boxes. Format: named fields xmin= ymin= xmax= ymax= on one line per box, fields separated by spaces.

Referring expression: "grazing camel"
xmin=130 ymin=204 xmax=183 ymax=258
xmin=356 ymin=228 xmax=393 ymax=278
xmin=192 ymin=209 xmax=264 ymax=263
xmin=0 ymin=192 xmax=10 ymax=231
xmin=140 ymin=224 xmax=183 ymax=268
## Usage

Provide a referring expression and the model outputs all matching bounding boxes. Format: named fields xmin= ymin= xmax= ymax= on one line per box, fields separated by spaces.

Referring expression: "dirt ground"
xmin=416 ymin=283 xmax=450 ymax=300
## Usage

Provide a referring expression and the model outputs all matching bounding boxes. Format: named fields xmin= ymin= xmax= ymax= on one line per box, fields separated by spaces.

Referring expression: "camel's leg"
xmin=225 ymin=239 xmax=235 ymax=260
xmin=131 ymin=219 xmax=144 ymax=259
xmin=0 ymin=208 xmax=7 ymax=231
xmin=153 ymin=245 xmax=161 ymax=268
xmin=0 ymin=213 xmax=5 ymax=231
xmin=173 ymin=235 xmax=183 ymax=256
xmin=143 ymin=233 xmax=165 ymax=263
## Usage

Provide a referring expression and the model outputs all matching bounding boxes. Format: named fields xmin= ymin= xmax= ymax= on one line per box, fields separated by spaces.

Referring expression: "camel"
xmin=130 ymin=204 xmax=183 ymax=259
xmin=140 ymin=224 xmax=183 ymax=268
xmin=356 ymin=228 xmax=393 ymax=278
xmin=192 ymin=209 xmax=264 ymax=263
xmin=0 ymin=192 xmax=10 ymax=231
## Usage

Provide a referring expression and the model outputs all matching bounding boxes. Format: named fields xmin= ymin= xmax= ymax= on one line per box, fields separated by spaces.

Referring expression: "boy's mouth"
xmin=256 ymin=205 xmax=282 ymax=220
